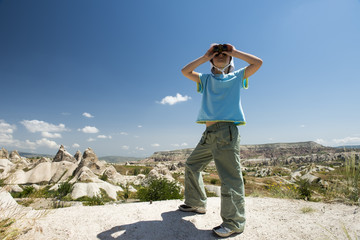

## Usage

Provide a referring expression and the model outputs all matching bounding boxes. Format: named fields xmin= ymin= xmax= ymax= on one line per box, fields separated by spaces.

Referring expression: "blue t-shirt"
xmin=196 ymin=68 xmax=248 ymax=125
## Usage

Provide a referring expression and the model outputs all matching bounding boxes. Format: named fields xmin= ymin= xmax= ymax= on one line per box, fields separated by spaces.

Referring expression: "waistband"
xmin=205 ymin=122 xmax=236 ymax=132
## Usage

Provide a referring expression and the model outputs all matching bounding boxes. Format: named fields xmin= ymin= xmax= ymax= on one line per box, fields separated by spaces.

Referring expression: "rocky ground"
xmin=7 ymin=196 xmax=360 ymax=240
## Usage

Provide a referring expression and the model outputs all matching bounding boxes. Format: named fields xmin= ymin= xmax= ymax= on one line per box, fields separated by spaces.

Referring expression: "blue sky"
xmin=1 ymin=0 xmax=360 ymax=157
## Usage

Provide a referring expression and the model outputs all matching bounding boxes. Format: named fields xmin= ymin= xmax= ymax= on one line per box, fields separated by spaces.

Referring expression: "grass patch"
xmin=300 ymin=206 xmax=315 ymax=213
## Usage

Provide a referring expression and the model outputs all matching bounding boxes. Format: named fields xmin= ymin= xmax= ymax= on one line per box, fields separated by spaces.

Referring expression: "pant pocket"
xmin=217 ymin=125 xmax=239 ymax=150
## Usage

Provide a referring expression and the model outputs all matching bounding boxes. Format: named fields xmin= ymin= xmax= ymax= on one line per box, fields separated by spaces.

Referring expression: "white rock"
xmin=4 ymin=161 xmax=77 ymax=185
xmin=71 ymin=182 xmax=123 ymax=200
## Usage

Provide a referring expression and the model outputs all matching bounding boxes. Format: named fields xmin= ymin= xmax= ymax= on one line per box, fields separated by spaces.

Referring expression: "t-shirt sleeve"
xmin=197 ymin=73 xmax=208 ymax=93
xmin=234 ymin=67 xmax=248 ymax=89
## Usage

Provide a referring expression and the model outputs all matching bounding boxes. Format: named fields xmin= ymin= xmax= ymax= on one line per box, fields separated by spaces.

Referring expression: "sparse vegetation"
xmin=301 ymin=206 xmax=315 ymax=213
xmin=76 ymin=188 xmax=113 ymax=206
xmin=137 ymin=178 xmax=182 ymax=202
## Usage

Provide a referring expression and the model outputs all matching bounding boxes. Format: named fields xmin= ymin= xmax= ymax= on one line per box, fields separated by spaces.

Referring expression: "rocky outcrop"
xmin=70 ymin=166 xmax=100 ymax=183
xmin=143 ymin=148 xmax=194 ymax=163
xmin=75 ymin=148 xmax=105 ymax=175
xmin=71 ymin=182 xmax=123 ymax=200
xmin=5 ymin=161 xmax=77 ymax=185
xmin=53 ymin=145 xmax=77 ymax=163
xmin=0 ymin=147 xmax=9 ymax=159
xmin=74 ymin=150 xmax=82 ymax=163
xmin=9 ymin=150 xmax=21 ymax=161
xmin=0 ymin=159 xmax=14 ymax=179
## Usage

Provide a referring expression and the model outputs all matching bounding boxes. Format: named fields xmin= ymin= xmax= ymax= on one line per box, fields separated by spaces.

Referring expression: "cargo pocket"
xmin=217 ymin=125 xmax=239 ymax=150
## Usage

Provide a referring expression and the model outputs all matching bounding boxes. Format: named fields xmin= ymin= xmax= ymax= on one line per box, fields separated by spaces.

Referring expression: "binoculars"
xmin=213 ymin=44 xmax=229 ymax=53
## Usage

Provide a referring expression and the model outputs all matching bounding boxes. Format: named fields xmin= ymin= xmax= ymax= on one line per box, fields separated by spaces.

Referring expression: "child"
xmin=179 ymin=43 xmax=262 ymax=237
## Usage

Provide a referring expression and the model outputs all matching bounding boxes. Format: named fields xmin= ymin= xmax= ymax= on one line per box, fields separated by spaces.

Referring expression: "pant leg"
xmin=212 ymin=124 xmax=245 ymax=232
xmin=184 ymin=131 xmax=214 ymax=208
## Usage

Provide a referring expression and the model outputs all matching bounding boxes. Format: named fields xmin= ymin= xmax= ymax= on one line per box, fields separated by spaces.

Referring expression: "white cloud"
xmin=171 ymin=143 xmax=188 ymax=147
xmin=151 ymin=143 xmax=160 ymax=147
xmin=82 ymin=112 xmax=94 ymax=118
xmin=315 ymin=138 xmax=327 ymax=145
xmin=21 ymin=120 xmax=68 ymax=133
xmin=120 ymin=132 xmax=128 ymax=135
xmin=158 ymin=93 xmax=191 ymax=105
xmin=41 ymin=132 xmax=62 ymax=138
xmin=138 ymin=125 xmax=143 ymax=128
xmin=87 ymin=138 xmax=96 ymax=142
xmin=97 ymin=135 xmax=112 ymax=139
xmin=136 ymin=146 xmax=145 ymax=151
xmin=36 ymin=138 xmax=59 ymax=149
xmin=300 ymin=125 xmax=305 ymax=128
xmin=0 ymin=133 xmax=15 ymax=145
xmin=332 ymin=137 xmax=360 ymax=145
xmin=78 ymin=126 xmax=99 ymax=134
xmin=0 ymin=120 xmax=16 ymax=134
xmin=23 ymin=140 xmax=37 ymax=150
xmin=121 ymin=145 xmax=130 ymax=150
xmin=72 ymin=143 xmax=80 ymax=148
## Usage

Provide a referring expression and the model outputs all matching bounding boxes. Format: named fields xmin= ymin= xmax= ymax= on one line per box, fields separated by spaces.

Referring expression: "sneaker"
xmin=212 ymin=225 xmax=241 ymax=238
xmin=178 ymin=204 xmax=206 ymax=214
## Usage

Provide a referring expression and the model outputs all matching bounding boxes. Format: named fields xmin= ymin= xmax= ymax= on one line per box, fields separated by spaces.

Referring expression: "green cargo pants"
xmin=184 ymin=122 xmax=245 ymax=232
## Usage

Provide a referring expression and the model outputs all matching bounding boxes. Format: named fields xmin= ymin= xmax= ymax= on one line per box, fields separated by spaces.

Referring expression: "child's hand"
xmin=204 ymin=44 xmax=218 ymax=60
xmin=223 ymin=44 xmax=236 ymax=56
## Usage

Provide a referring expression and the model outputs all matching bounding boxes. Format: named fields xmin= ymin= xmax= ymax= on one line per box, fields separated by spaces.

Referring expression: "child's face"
xmin=212 ymin=53 xmax=231 ymax=68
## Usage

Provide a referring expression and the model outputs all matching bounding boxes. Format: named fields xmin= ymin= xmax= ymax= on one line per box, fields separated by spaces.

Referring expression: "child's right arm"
xmin=181 ymin=46 xmax=216 ymax=83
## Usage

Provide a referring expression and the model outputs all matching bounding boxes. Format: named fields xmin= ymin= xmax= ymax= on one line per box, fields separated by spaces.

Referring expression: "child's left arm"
xmin=224 ymin=44 xmax=263 ymax=79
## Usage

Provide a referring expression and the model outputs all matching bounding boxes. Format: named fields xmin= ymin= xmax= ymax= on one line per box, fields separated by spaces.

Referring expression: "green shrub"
xmin=99 ymin=173 xmax=108 ymax=181
xmin=56 ymin=182 xmax=73 ymax=199
xmin=297 ymin=179 xmax=312 ymax=200
xmin=137 ymin=178 xmax=182 ymax=202
xmin=10 ymin=186 xmax=35 ymax=198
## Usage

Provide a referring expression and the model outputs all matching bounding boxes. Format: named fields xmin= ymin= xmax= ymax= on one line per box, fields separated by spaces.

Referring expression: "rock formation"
xmin=0 ymin=147 xmax=9 ymax=159
xmin=75 ymin=148 xmax=106 ymax=175
xmin=9 ymin=150 xmax=21 ymax=161
xmin=53 ymin=145 xmax=77 ymax=163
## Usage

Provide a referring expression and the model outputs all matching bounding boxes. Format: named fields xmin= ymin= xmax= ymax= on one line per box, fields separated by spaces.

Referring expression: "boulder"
xmin=301 ymin=173 xmax=320 ymax=184
xmin=53 ymin=145 xmax=77 ymax=163
xmin=2 ymin=184 xmax=23 ymax=193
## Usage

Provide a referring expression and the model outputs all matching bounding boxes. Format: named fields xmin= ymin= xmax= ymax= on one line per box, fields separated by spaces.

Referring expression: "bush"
xmin=99 ymin=173 xmax=108 ymax=181
xmin=137 ymin=178 xmax=182 ymax=202
xmin=297 ymin=179 xmax=312 ymax=200
xmin=56 ymin=182 xmax=73 ymax=200
xmin=10 ymin=186 xmax=35 ymax=198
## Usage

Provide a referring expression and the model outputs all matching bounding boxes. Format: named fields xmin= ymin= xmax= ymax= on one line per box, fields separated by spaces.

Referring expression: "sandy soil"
xmin=15 ymin=197 xmax=360 ymax=240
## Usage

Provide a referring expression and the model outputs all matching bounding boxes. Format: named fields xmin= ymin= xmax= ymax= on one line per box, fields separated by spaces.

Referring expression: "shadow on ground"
xmin=97 ymin=210 xmax=224 ymax=240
